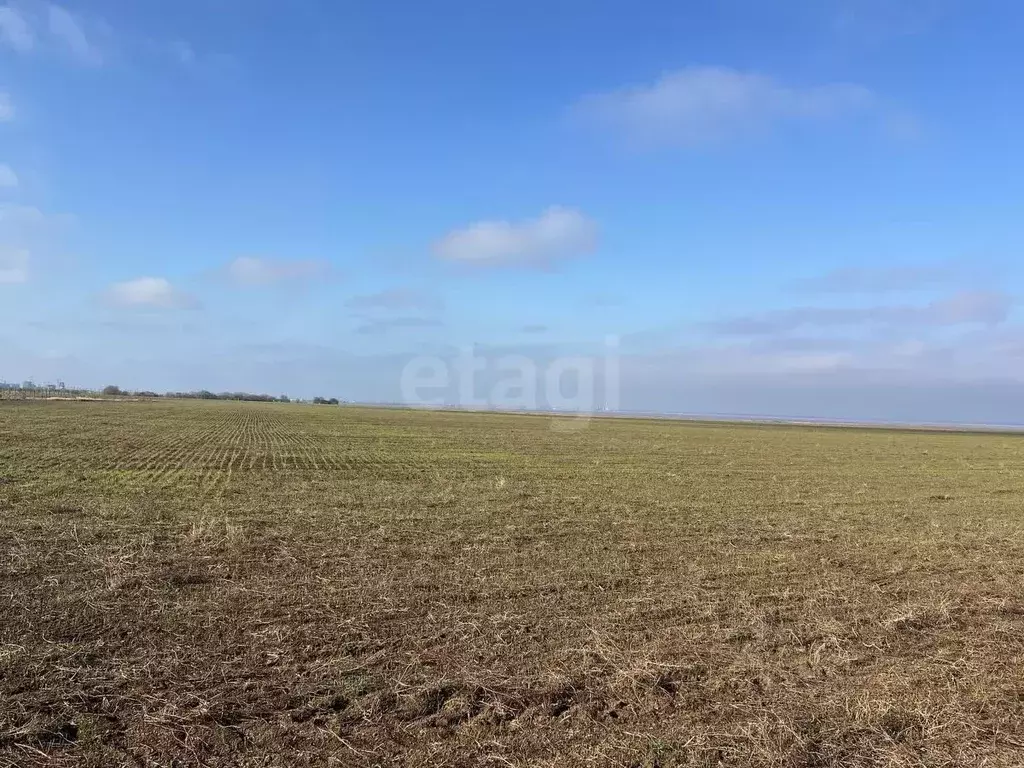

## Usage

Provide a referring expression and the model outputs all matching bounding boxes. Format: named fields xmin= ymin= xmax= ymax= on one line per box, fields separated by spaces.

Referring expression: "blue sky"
xmin=3 ymin=0 xmax=1024 ymax=422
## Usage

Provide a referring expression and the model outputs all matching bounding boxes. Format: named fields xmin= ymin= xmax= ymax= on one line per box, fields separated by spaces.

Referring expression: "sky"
xmin=3 ymin=0 xmax=1024 ymax=423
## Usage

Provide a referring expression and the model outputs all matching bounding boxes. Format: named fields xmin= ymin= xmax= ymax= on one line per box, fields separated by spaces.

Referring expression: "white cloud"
xmin=106 ymin=277 xmax=198 ymax=310
xmin=48 ymin=3 xmax=101 ymax=65
xmin=225 ymin=256 xmax=331 ymax=286
xmin=573 ymin=66 xmax=877 ymax=148
xmin=0 ymin=164 xmax=18 ymax=188
xmin=0 ymin=93 xmax=13 ymax=122
xmin=0 ymin=5 xmax=33 ymax=52
xmin=0 ymin=246 xmax=28 ymax=283
xmin=433 ymin=206 xmax=598 ymax=269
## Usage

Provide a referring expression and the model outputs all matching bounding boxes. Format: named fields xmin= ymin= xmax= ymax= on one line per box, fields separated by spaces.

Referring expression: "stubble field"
xmin=3 ymin=399 xmax=1024 ymax=767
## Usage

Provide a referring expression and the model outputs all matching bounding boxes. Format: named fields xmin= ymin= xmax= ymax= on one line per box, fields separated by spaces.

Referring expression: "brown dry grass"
xmin=3 ymin=399 xmax=1024 ymax=766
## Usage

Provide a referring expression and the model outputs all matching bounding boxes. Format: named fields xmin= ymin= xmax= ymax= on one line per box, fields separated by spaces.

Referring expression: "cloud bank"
xmin=707 ymin=291 xmax=1012 ymax=335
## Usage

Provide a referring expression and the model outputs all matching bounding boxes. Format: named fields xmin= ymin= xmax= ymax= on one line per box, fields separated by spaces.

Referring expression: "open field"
xmin=4 ymin=400 xmax=1024 ymax=766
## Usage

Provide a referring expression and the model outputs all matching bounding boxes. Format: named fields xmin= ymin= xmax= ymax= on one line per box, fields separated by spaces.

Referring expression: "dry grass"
xmin=3 ymin=399 xmax=1024 ymax=766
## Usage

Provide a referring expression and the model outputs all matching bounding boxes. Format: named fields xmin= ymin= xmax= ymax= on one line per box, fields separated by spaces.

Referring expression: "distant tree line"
xmin=0 ymin=381 xmax=94 ymax=400
xmin=163 ymin=390 xmax=293 ymax=402
xmin=99 ymin=385 xmax=342 ymax=405
xmin=4 ymin=380 xmax=343 ymax=405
